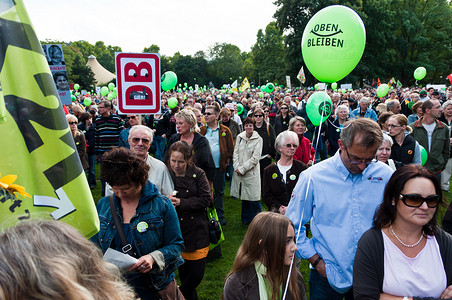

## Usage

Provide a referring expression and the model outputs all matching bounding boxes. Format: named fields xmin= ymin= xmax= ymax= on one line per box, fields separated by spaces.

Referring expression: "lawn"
xmin=90 ymin=164 xmax=451 ymax=300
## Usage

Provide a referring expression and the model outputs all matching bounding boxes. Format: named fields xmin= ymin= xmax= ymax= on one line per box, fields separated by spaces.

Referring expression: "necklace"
xmin=390 ymin=224 xmax=424 ymax=248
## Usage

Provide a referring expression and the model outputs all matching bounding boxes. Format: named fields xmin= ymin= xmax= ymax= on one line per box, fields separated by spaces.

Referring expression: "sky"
xmin=23 ymin=0 xmax=278 ymax=57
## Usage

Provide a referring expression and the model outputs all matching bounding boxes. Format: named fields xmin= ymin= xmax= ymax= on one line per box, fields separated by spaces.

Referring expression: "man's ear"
xmin=338 ymin=139 xmax=344 ymax=150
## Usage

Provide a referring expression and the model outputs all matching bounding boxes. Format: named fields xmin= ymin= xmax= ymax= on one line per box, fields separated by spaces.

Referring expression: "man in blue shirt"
xmin=351 ymin=97 xmax=378 ymax=122
xmin=286 ymin=118 xmax=393 ymax=300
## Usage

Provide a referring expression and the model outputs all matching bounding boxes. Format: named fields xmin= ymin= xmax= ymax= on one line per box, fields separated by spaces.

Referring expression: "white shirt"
xmin=422 ymin=122 xmax=436 ymax=152
xmin=382 ymin=231 xmax=446 ymax=298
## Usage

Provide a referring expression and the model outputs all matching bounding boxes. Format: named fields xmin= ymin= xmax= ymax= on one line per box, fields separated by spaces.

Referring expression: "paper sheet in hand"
xmin=103 ymin=248 xmax=138 ymax=272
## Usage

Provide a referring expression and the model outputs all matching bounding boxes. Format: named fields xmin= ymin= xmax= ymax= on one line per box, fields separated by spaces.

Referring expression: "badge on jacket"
xmin=137 ymin=221 xmax=148 ymax=233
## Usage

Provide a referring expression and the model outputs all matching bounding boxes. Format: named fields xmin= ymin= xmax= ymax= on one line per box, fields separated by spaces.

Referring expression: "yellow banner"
xmin=239 ymin=77 xmax=250 ymax=92
xmin=0 ymin=0 xmax=99 ymax=237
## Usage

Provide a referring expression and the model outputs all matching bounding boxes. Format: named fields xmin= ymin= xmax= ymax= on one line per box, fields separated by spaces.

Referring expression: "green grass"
xmin=90 ymin=164 xmax=452 ymax=300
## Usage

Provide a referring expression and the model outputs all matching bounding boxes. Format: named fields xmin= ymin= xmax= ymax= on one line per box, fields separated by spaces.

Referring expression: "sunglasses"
xmin=399 ymin=194 xmax=439 ymax=208
xmin=127 ymin=116 xmax=137 ymax=120
xmin=280 ymin=107 xmax=288 ymax=110
xmin=254 ymin=114 xmax=263 ymax=117
xmin=284 ymin=144 xmax=298 ymax=148
xmin=131 ymin=137 xmax=150 ymax=145
xmin=68 ymin=122 xmax=77 ymax=125
xmin=204 ymin=112 xmax=215 ymax=116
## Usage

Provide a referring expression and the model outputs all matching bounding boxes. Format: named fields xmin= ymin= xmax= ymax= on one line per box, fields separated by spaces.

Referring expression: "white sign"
xmin=115 ymin=52 xmax=161 ymax=114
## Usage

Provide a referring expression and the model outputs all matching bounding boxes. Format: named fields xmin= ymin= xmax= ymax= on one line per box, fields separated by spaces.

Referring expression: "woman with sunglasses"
xmin=387 ymin=114 xmax=421 ymax=165
xmin=354 ymin=165 xmax=452 ymax=300
xmin=66 ymin=114 xmax=88 ymax=171
xmin=263 ymin=131 xmax=307 ymax=215
xmin=273 ymin=103 xmax=292 ymax=137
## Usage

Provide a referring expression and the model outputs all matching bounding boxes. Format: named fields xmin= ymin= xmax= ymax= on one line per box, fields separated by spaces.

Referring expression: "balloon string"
xmin=327 ymin=118 xmax=352 ymax=130
xmin=282 ymin=170 xmax=311 ymax=300
xmin=313 ymin=89 xmax=327 ymax=158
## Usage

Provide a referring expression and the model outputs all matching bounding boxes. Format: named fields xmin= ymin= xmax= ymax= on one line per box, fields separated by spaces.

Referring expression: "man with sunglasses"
xmin=200 ymin=105 xmax=234 ymax=226
xmin=286 ymin=118 xmax=394 ymax=300
xmin=105 ymin=125 xmax=174 ymax=197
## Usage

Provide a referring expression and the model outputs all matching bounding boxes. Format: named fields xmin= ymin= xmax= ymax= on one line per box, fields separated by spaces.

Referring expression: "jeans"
xmin=309 ymin=269 xmax=353 ymax=300
xmin=241 ymin=200 xmax=261 ymax=224
xmin=86 ymin=154 xmax=96 ymax=187
xmin=98 ymin=152 xmax=106 ymax=196
xmin=153 ymin=135 xmax=166 ymax=162
xmin=213 ymin=168 xmax=226 ymax=220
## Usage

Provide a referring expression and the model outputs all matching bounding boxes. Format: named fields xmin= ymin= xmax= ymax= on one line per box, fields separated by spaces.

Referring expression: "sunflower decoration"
xmin=0 ymin=173 xmax=31 ymax=201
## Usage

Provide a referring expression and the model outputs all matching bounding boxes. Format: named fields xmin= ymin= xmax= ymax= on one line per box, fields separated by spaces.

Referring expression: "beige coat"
xmin=230 ymin=131 xmax=263 ymax=201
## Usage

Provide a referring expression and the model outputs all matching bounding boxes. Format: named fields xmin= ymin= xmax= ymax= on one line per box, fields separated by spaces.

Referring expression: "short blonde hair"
xmin=175 ymin=109 xmax=200 ymax=133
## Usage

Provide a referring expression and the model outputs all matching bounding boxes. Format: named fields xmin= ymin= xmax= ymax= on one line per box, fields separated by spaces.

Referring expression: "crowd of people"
xmin=2 ymin=85 xmax=452 ymax=299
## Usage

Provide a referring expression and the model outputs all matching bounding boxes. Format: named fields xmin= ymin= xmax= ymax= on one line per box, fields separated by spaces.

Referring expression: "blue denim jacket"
xmin=91 ymin=181 xmax=184 ymax=290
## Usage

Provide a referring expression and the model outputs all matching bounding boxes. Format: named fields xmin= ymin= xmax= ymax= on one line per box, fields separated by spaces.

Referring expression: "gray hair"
xmin=275 ymin=131 xmax=299 ymax=154
xmin=359 ymin=97 xmax=371 ymax=104
xmin=340 ymin=118 xmax=383 ymax=148
xmin=288 ymin=116 xmax=306 ymax=131
xmin=335 ymin=104 xmax=349 ymax=115
xmin=129 ymin=124 xmax=154 ymax=143
xmin=442 ymin=100 xmax=452 ymax=110
xmin=386 ymin=100 xmax=399 ymax=112
xmin=381 ymin=132 xmax=393 ymax=146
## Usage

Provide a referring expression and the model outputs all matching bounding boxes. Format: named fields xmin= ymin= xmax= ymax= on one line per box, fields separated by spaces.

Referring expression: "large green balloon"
xmin=376 ymin=84 xmax=389 ymax=98
xmin=101 ymin=86 xmax=109 ymax=96
xmin=301 ymin=5 xmax=366 ymax=83
xmin=167 ymin=97 xmax=178 ymax=109
xmin=108 ymin=82 xmax=115 ymax=91
xmin=71 ymin=95 xmax=76 ymax=102
xmin=306 ymin=92 xmax=333 ymax=126
xmin=414 ymin=67 xmax=426 ymax=81
xmin=331 ymin=82 xmax=337 ymax=90
xmin=161 ymin=71 xmax=178 ymax=91
xmin=73 ymin=83 xmax=80 ymax=91
xmin=265 ymin=83 xmax=275 ymax=93
xmin=83 ymin=97 xmax=92 ymax=107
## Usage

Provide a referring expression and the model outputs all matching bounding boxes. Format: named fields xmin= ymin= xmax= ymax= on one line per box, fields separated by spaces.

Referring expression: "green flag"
xmin=0 ymin=0 xmax=99 ymax=237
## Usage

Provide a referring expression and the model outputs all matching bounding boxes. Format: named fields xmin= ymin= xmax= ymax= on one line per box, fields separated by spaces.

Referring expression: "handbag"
xmin=108 ymin=195 xmax=184 ymax=300
xmin=206 ymin=203 xmax=225 ymax=249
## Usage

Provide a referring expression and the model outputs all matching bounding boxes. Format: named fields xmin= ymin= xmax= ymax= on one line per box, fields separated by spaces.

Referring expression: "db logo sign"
xmin=115 ymin=53 xmax=161 ymax=114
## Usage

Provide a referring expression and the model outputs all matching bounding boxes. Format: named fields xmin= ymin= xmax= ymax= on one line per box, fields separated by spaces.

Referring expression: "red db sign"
xmin=115 ymin=52 xmax=161 ymax=114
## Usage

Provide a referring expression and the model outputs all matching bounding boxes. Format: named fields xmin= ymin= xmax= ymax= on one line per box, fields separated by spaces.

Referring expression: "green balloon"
xmin=73 ymin=83 xmax=80 ymax=91
xmin=314 ymin=83 xmax=319 ymax=90
xmin=301 ymin=5 xmax=366 ymax=83
xmin=83 ymin=97 xmax=92 ymax=106
xmin=101 ymin=86 xmax=109 ymax=96
xmin=331 ymin=82 xmax=338 ymax=89
xmin=419 ymin=145 xmax=427 ymax=165
xmin=71 ymin=95 xmax=76 ymax=102
xmin=259 ymin=92 xmax=264 ymax=98
xmin=168 ymin=97 xmax=178 ymax=108
xmin=306 ymin=92 xmax=333 ymax=126
xmin=407 ymin=101 xmax=414 ymax=110
xmin=265 ymin=83 xmax=275 ymax=93
xmin=341 ymin=89 xmax=346 ymax=93
xmin=260 ymin=85 xmax=266 ymax=91
xmin=414 ymin=67 xmax=426 ymax=81
xmin=161 ymin=71 xmax=178 ymax=91
xmin=108 ymin=82 xmax=115 ymax=91
xmin=184 ymin=82 xmax=188 ymax=87
xmin=237 ymin=104 xmax=244 ymax=115
xmin=376 ymin=84 xmax=389 ymax=98
xmin=228 ymin=90 xmax=233 ymax=94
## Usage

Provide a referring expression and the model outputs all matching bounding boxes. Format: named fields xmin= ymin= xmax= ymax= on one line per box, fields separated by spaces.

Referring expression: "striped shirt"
xmin=94 ymin=113 xmax=123 ymax=154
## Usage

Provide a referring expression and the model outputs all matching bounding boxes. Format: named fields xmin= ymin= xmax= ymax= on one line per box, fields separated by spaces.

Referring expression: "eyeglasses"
xmin=131 ymin=137 xmax=150 ymax=145
xmin=399 ymin=194 xmax=439 ymax=208
xmin=127 ymin=116 xmax=137 ymax=120
xmin=68 ymin=121 xmax=77 ymax=125
xmin=98 ymin=106 xmax=107 ymax=109
xmin=344 ymin=148 xmax=375 ymax=166
xmin=387 ymin=124 xmax=402 ymax=128
xmin=204 ymin=112 xmax=215 ymax=116
xmin=254 ymin=114 xmax=263 ymax=117
xmin=284 ymin=144 xmax=298 ymax=148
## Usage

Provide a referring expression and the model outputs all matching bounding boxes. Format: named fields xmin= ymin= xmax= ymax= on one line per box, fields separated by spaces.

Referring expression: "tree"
xmin=143 ymin=44 xmax=160 ymax=53
xmin=207 ymin=43 xmax=246 ymax=87
xmin=250 ymin=22 xmax=288 ymax=86
xmin=70 ymin=55 xmax=96 ymax=91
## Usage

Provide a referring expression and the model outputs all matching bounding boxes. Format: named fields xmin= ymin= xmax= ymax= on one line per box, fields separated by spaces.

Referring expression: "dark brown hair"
xmin=100 ymin=148 xmax=149 ymax=187
xmin=373 ymin=164 xmax=443 ymax=235
xmin=242 ymin=117 xmax=255 ymax=127
xmin=165 ymin=141 xmax=195 ymax=169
